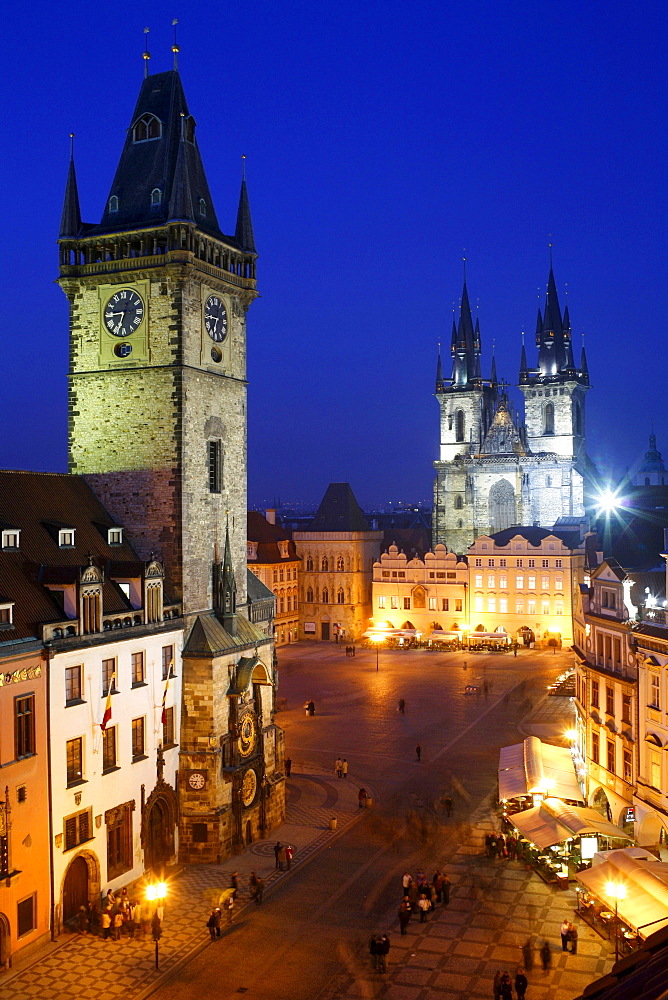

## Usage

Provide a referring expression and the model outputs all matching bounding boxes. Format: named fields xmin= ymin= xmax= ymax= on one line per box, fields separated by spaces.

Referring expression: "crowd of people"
xmin=73 ymin=887 xmax=161 ymax=941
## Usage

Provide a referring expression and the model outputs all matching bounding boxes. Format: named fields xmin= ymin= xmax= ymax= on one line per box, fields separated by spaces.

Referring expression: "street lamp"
xmin=605 ymin=881 xmax=626 ymax=962
xmin=146 ymin=881 xmax=167 ymax=970
xmin=370 ymin=633 xmax=384 ymax=671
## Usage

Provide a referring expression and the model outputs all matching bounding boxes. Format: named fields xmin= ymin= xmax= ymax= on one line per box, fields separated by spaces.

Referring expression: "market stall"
xmin=499 ymin=736 xmax=584 ymax=807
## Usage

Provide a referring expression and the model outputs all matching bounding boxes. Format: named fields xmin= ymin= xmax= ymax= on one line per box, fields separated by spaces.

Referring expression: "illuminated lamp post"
xmin=605 ymin=881 xmax=626 ymax=962
xmin=146 ymin=881 xmax=167 ymax=970
xmin=370 ymin=633 xmax=384 ymax=671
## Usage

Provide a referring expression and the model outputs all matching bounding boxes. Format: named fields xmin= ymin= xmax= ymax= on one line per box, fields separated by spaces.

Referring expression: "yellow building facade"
xmin=371 ymin=544 xmax=468 ymax=636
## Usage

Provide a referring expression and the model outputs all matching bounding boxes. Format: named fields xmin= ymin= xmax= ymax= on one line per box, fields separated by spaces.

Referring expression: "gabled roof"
xmin=307 ymin=483 xmax=373 ymax=532
xmin=483 ymin=525 xmax=583 ymax=550
xmin=247 ymin=511 xmax=299 ymax=564
xmin=0 ymin=471 xmax=146 ymax=639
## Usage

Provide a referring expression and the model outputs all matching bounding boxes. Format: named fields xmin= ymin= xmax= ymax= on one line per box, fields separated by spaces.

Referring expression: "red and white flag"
xmin=101 ymin=673 xmax=115 ymax=731
xmin=161 ymin=663 xmax=173 ymax=725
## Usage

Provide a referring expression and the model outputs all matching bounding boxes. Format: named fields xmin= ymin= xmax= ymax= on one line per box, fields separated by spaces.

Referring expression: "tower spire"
xmin=59 ymin=133 xmax=82 ymax=239
xmin=235 ymin=156 xmax=256 ymax=253
xmin=172 ymin=19 xmax=179 ymax=71
xmin=168 ymin=113 xmax=194 ymax=222
xmin=435 ymin=339 xmax=445 ymax=392
xmin=143 ymin=27 xmax=150 ymax=78
xmin=215 ymin=514 xmax=238 ymax=635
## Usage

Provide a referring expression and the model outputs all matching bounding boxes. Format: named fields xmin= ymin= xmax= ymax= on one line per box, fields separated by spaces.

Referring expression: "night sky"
xmin=2 ymin=1 xmax=666 ymax=510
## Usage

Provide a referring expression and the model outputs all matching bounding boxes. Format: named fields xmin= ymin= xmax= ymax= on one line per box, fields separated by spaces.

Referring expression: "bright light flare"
xmin=596 ymin=488 xmax=620 ymax=514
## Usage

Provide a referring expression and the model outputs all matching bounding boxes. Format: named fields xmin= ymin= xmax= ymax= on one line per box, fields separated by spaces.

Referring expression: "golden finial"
xmin=69 ymin=132 xmax=75 ymax=158
xmin=172 ymin=18 xmax=180 ymax=70
xmin=241 ymin=153 xmax=246 ymax=179
xmin=462 ymin=249 xmax=467 ymax=282
xmin=143 ymin=27 xmax=151 ymax=78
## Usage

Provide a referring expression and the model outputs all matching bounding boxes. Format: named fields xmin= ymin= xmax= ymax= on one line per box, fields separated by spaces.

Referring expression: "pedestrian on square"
xmin=223 ymin=896 xmax=234 ymax=925
xmin=402 ymin=871 xmax=412 ymax=893
xmin=497 ymin=833 xmax=507 ymax=858
xmin=278 ymin=844 xmax=287 ymax=870
xmin=335 ymin=757 xmax=343 ymax=778
xmin=77 ymin=906 xmax=88 ymax=935
xmin=416 ymin=868 xmax=427 ymax=889
xmin=141 ymin=900 xmax=152 ymax=937
xmin=444 ymin=795 xmax=453 ymax=816
xmin=101 ymin=908 xmax=112 ymax=941
xmin=274 ymin=841 xmax=281 ymax=868
xmin=398 ymin=897 xmax=412 ymax=934
xmin=308 ymin=700 xmax=315 ymax=716
xmin=416 ymin=743 xmax=422 ymax=761
xmin=407 ymin=880 xmax=419 ymax=912
xmin=515 ymin=968 xmax=528 ymax=1000
xmin=358 ymin=787 xmax=367 ymax=808
xmin=207 ymin=910 xmax=218 ymax=941
xmin=560 ymin=918 xmax=571 ymax=951
xmin=89 ymin=903 xmax=100 ymax=937
xmin=378 ymin=934 xmax=390 ymax=972
xmin=230 ymin=872 xmax=239 ymax=899
xmin=442 ymin=874 xmax=451 ymax=905
xmin=369 ymin=935 xmax=379 ymax=971
xmin=254 ymin=877 xmax=264 ymax=904
xmin=507 ymin=835 xmax=517 ymax=860
xmin=112 ymin=910 xmax=123 ymax=941
xmin=500 ymin=972 xmax=513 ymax=1000
xmin=540 ymin=940 xmax=552 ymax=972
xmin=488 ymin=833 xmax=497 ymax=858
xmin=285 ymin=757 xmax=292 ymax=777
xmin=214 ymin=908 xmax=222 ymax=936
xmin=398 ymin=698 xmax=405 ymax=713
xmin=433 ymin=870 xmax=443 ymax=903
xmin=418 ymin=893 xmax=430 ymax=922
xmin=286 ymin=844 xmax=294 ymax=869
xmin=569 ymin=923 xmax=578 ymax=954
xmin=493 ymin=970 xmax=503 ymax=1000
xmin=352 ymin=645 xmax=356 ymax=657
xmin=521 ymin=938 xmax=533 ymax=971
xmin=342 ymin=759 xmax=348 ymax=778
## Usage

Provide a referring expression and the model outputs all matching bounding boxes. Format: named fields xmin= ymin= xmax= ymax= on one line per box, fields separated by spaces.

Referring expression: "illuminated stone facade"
xmin=371 ymin=544 xmax=467 ymax=633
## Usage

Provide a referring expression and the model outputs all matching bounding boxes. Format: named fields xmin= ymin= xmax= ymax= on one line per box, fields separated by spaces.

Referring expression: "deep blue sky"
xmin=2 ymin=1 xmax=666 ymax=509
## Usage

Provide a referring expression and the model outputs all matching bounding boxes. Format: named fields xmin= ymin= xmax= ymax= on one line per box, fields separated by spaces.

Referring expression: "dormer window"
xmin=132 ymin=114 xmax=162 ymax=143
xmin=0 ymin=602 xmax=14 ymax=626
xmin=108 ymin=527 xmax=123 ymax=546
xmin=108 ymin=195 xmax=119 ymax=213
xmin=59 ymin=529 xmax=75 ymax=548
xmin=247 ymin=541 xmax=257 ymax=559
xmin=279 ymin=541 xmax=289 ymax=559
xmin=2 ymin=529 xmax=19 ymax=550
xmin=199 ymin=198 xmax=206 ymax=218
xmin=151 ymin=188 xmax=161 ymax=206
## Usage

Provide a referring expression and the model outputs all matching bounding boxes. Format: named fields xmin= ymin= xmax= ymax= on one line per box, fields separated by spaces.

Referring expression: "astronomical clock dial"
xmin=103 ymin=288 xmax=145 ymax=337
xmin=241 ymin=767 xmax=258 ymax=807
xmin=204 ymin=295 xmax=228 ymax=342
xmin=187 ymin=770 xmax=206 ymax=790
xmin=238 ymin=712 xmax=257 ymax=758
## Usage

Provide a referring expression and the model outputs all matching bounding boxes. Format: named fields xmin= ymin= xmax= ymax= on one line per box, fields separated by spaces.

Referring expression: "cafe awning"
xmin=498 ymin=736 xmax=584 ymax=803
xmin=576 ymin=848 xmax=668 ymax=939
xmin=510 ymin=797 xmax=633 ymax=850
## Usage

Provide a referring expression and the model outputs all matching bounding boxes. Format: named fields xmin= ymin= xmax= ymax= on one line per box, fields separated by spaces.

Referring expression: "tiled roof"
xmin=0 ymin=471 xmax=147 ymax=640
xmin=247 ymin=511 xmax=300 ymax=564
xmin=483 ymin=525 xmax=582 ymax=550
xmin=183 ymin=611 xmax=267 ymax=657
xmin=246 ymin=569 xmax=274 ymax=603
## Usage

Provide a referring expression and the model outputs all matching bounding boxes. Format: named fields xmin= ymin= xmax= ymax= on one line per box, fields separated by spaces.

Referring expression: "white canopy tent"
xmin=576 ymin=848 xmax=668 ymax=939
xmin=510 ymin=797 xmax=633 ymax=850
xmin=498 ymin=736 xmax=584 ymax=803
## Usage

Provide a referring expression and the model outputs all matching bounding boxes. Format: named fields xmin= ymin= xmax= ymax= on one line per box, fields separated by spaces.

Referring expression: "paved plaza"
xmin=1 ymin=644 xmax=616 ymax=1000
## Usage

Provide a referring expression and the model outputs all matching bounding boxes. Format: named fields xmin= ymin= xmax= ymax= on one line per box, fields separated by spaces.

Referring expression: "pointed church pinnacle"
xmin=172 ymin=18 xmax=180 ymax=71
xmin=143 ymin=27 xmax=151 ymax=78
xmin=59 ymin=133 xmax=82 ymax=239
xmin=235 ymin=158 xmax=256 ymax=254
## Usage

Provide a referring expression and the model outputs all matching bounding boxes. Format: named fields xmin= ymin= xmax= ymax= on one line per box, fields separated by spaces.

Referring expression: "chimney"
xmin=265 ymin=509 xmax=276 ymax=525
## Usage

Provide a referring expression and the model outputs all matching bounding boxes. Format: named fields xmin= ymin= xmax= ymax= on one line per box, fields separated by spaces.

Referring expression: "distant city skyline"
xmin=1 ymin=1 xmax=665 ymax=503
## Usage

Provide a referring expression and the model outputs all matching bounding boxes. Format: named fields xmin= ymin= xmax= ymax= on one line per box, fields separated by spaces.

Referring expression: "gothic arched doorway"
xmin=62 ymin=855 xmax=89 ymax=924
xmin=145 ymin=798 xmax=174 ymax=874
xmin=590 ymin=786 xmax=612 ymax=822
xmin=489 ymin=479 xmax=517 ymax=533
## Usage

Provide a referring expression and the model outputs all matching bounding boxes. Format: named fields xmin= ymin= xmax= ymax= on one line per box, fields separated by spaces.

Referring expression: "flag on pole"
xmin=101 ymin=673 xmax=115 ymax=731
xmin=161 ymin=662 xmax=173 ymax=725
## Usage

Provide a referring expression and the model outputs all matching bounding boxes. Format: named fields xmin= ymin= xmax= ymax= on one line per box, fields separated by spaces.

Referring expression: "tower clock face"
xmin=204 ymin=295 xmax=228 ymax=342
xmin=241 ymin=767 xmax=257 ymax=807
xmin=187 ymin=770 xmax=206 ymax=790
xmin=103 ymin=288 xmax=145 ymax=337
xmin=238 ymin=712 xmax=257 ymax=758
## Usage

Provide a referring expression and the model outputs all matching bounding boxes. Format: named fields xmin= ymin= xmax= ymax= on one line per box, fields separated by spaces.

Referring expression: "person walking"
xmin=500 ymin=972 xmax=513 ymax=1000
xmin=418 ymin=893 xmax=430 ymax=923
xmin=398 ymin=698 xmax=405 ymax=713
xmin=358 ymin=787 xmax=367 ymax=808
xmin=341 ymin=758 xmax=348 ymax=778
xmin=77 ymin=906 xmax=88 ymax=935
xmin=335 ymin=757 xmax=343 ymax=778
xmin=101 ymin=908 xmax=112 ymax=941
xmin=285 ymin=757 xmax=292 ymax=777
xmin=132 ymin=900 xmax=142 ymax=938
xmin=369 ymin=935 xmax=379 ymax=971
xmin=416 ymin=744 xmax=422 ymax=761
xmin=540 ymin=940 xmax=552 ymax=972
xmin=493 ymin=970 xmax=503 ymax=1000
xmin=214 ymin=908 xmax=222 ymax=937
xmin=274 ymin=841 xmax=281 ymax=868
xmin=398 ymin=897 xmax=412 ymax=934
xmin=255 ymin=877 xmax=264 ymax=904
xmin=286 ymin=844 xmax=294 ymax=870
xmin=560 ymin=918 xmax=571 ymax=952
xmin=515 ymin=968 xmax=528 ymax=1000
xmin=569 ymin=923 xmax=578 ymax=954
xmin=230 ymin=872 xmax=239 ymax=900
xmin=223 ymin=895 xmax=234 ymax=925
xmin=207 ymin=910 xmax=218 ymax=941
xmin=378 ymin=934 xmax=390 ymax=973
xmin=402 ymin=871 xmax=412 ymax=893
xmin=521 ymin=938 xmax=533 ymax=972
xmin=432 ymin=870 xmax=443 ymax=904
xmin=112 ymin=909 xmax=123 ymax=941
xmin=278 ymin=844 xmax=287 ymax=871
xmin=444 ymin=795 xmax=453 ymax=816
xmin=442 ymin=873 xmax=451 ymax=905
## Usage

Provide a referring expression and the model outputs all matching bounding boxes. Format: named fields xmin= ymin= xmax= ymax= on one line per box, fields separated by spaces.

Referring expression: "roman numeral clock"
xmin=98 ymin=282 xmax=149 ymax=363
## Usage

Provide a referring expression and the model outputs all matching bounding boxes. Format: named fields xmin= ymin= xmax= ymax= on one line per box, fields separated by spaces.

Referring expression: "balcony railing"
xmin=42 ymin=602 xmax=182 ymax=641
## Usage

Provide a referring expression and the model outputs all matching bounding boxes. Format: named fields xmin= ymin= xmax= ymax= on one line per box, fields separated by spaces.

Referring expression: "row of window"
xmin=305 ymin=556 xmax=348 ymax=572
xmin=272 ymin=567 xmax=297 ymax=582
xmin=66 ymin=709 xmax=174 ymax=785
xmin=589 ymin=680 xmax=633 ymax=721
xmin=108 ymin=190 xmax=207 ymax=217
xmin=68 ymin=645 xmax=175 ymax=703
xmin=64 ymin=803 xmax=134 ymax=882
xmin=306 ymin=588 xmax=347 ymax=604
xmin=276 ymin=593 xmax=298 ymax=614
xmin=473 ymin=557 xmax=562 ymax=568
xmin=591 ymin=731 xmax=633 ymax=782
xmin=378 ymin=596 xmax=463 ymax=612
xmin=474 ymin=574 xmax=563 ymax=591
xmin=473 ymin=596 xmax=564 ymax=615
xmin=1 ymin=527 xmax=123 ymax=551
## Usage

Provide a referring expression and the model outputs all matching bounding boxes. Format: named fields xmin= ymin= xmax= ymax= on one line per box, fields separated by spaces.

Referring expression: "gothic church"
xmin=432 ymin=267 xmax=591 ymax=554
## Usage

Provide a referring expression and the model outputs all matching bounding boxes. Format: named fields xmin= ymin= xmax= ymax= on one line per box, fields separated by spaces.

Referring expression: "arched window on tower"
xmin=573 ymin=399 xmax=582 ymax=436
xmin=321 ymin=556 xmax=328 ymax=572
xmin=306 ymin=587 xmax=313 ymax=603
xmin=306 ymin=556 xmax=313 ymax=571
xmin=489 ymin=479 xmax=517 ymax=533
xmin=151 ymin=188 xmax=161 ymax=206
xmin=133 ymin=114 xmax=162 ymax=142
xmin=455 ymin=410 xmax=465 ymax=442
xmin=454 ymin=495 xmax=463 ymax=510
xmin=544 ymin=402 xmax=554 ymax=435
xmin=108 ymin=195 xmax=118 ymax=213
xmin=337 ymin=588 xmax=345 ymax=604
xmin=199 ymin=198 xmax=207 ymax=218
xmin=322 ymin=588 xmax=329 ymax=604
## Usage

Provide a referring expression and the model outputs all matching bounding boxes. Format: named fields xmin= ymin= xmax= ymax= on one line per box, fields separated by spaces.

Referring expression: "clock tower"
xmin=58 ymin=64 xmax=285 ymax=860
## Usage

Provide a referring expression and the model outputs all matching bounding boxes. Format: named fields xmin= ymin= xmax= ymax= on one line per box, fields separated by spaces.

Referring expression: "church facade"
xmin=433 ymin=268 xmax=591 ymax=555
xmin=57 ymin=64 xmax=285 ymax=864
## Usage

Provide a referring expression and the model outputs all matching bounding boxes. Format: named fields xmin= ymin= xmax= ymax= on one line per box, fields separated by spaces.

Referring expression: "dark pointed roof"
xmin=451 ymin=281 xmax=482 ymax=387
xmin=435 ymin=346 xmax=444 ymax=392
xmin=168 ymin=129 xmax=194 ymax=222
xmin=235 ymin=176 xmax=256 ymax=254
xmin=308 ymin=483 xmax=372 ymax=532
xmin=97 ymin=70 xmax=223 ymax=239
xmin=519 ymin=341 xmax=528 ymax=378
xmin=490 ymin=350 xmax=497 ymax=385
xmin=59 ymin=154 xmax=82 ymax=239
